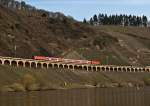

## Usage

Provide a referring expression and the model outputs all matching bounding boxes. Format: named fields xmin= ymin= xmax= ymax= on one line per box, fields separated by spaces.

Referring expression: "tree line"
xmin=0 ymin=0 xmax=36 ymax=11
xmin=0 ymin=0 xmax=70 ymax=20
xmin=83 ymin=14 xmax=148 ymax=27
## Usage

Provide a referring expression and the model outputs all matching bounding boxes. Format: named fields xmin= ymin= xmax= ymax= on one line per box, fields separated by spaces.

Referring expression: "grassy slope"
xmin=0 ymin=65 xmax=150 ymax=92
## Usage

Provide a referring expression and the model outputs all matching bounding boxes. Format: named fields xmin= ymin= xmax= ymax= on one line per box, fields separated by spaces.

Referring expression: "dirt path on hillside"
xmin=110 ymin=46 xmax=132 ymax=65
xmin=106 ymin=31 xmax=150 ymax=65
xmin=107 ymin=32 xmax=149 ymax=55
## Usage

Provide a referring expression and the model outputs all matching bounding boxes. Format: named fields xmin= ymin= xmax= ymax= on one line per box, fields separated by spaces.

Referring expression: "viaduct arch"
xmin=0 ymin=56 xmax=149 ymax=73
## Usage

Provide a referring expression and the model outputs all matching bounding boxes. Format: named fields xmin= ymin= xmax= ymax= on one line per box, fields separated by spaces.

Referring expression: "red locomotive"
xmin=33 ymin=56 xmax=100 ymax=65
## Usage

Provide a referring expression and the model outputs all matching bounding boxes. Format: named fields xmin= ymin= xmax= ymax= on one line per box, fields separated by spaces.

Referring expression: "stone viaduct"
xmin=0 ymin=56 xmax=150 ymax=72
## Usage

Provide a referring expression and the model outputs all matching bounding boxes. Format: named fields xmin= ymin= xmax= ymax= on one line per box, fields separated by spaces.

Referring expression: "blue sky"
xmin=23 ymin=0 xmax=150 ymax=21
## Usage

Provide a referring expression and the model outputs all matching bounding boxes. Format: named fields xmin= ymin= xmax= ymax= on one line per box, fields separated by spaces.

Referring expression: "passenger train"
xmin=33 ymin=56 xmax=100 ymax=65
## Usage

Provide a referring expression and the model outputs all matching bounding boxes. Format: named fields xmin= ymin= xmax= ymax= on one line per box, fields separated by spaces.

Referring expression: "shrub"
xmin=27 ymin=83 xmax=40 ymax=91
xmin=93 ymin=34 xmax=118 ymax=49
xmin=15 ymin=23 xmax=20 ymax=29
xmin=0 ymin=86 xmax=15 ymax=92
xmin=21 ymin=74 xmax=37 ymax=90
xmin=64 ymin=82 xmax=67 ymax=87
xmin=143 ymin=76 xmax=150 ymax=86
xmin=10 ymin=83 xmax=26 ymax=92
xmin=41 ymin=13 xmax=47 ymax=17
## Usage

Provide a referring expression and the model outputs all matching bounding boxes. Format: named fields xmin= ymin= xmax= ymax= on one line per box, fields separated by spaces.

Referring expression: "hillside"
xmin=0 ymin=1 xmax=150 ymax=92
xmin=0 ymin=3 xmax=150 ymax=66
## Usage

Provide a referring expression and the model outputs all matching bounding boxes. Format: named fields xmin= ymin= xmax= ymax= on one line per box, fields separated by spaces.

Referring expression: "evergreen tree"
xmin=21 ymin=1 xmax=26 ymax=9
xmin=83 ymin=18 xmax=87 ymax=24
xmin=90 ymin=18 xmax=94 ymax=25
xmin=103 ymin=14 xmax=108 ymax=25
xmin=111 ymin=15 xmax=115 ymax=25
xmin=93 ymin=14 xmax=98 ymax=22
xmin=142 ymin=15 xmax=148 ymax=27
xmin=133 ymin=16 xmax=137 ymax=26
xmin=136 ymin=16 xmax=141 ymax=26
xmin=139 ymin=17 xmax=142 ymax=26
xmin=87 ymin=13 xmax=148 ymax=27
xmin=98 ymin=14 xmax=104 ymax=25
